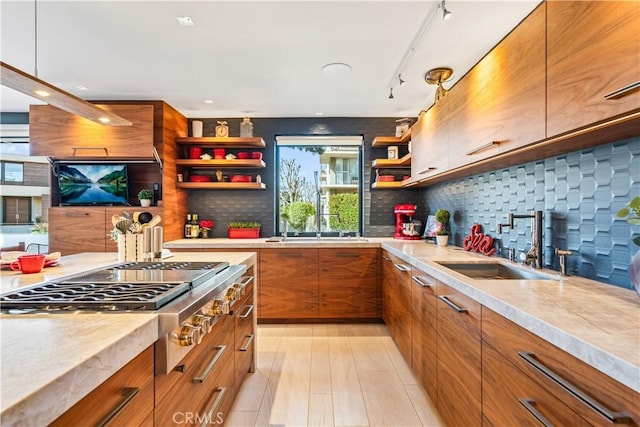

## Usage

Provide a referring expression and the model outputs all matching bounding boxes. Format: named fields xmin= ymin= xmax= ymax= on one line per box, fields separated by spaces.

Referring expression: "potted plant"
xmin=198 ymin=219 xmax=214 ymax=238
xmin=616 ymin=196 xmax=640 ymax=295
xmin=435 ymin=209 xmax=450 ymax=246
xmin=137 ymin=189 xmax=153 ymax=207
xmin=227 ymin=221 xmax=261 ymax=239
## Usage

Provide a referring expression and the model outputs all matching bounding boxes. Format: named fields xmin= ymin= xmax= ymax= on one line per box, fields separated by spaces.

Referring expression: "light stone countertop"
xmin=164 ymin=237 xmax=640 ymax=393
xmin=0 ymin=251 xmax=256 ymax=426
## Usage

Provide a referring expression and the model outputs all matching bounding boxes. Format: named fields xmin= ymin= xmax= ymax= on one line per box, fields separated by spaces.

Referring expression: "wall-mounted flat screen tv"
xmin=58 ymin=164 xmax=128 ymax=206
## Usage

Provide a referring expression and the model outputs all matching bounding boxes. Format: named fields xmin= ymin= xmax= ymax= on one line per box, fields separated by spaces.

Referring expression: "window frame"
xmin=275 ymin=135 xmax=364 ymax=237
xmin=2 ymin=161 xmax=24 ymax=184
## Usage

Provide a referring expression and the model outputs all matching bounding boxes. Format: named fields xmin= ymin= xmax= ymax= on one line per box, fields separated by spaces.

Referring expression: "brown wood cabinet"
xmin=448 ymin=2 xmax=546 ymax=170
xmin=482 ymin=307 xmax=640 ymax=426
xmin=381 ymin=250 xmax=412 ymax=363
xmin=48 ymin=206 xmax=163 ymax=255
xmin=436 ymin=282 xmax=482 ymax=427
xmin=233 ymin=273 xmax=256 ymax=396
xmin=410 ymin=266 xmax=438 ymax=402
xmin=29 ymin=104 xmax=155 ymax=158
xmin=318 ymin=248 xmax=378 ymax=318
xmin=50 ymin=346 xmax=154 ymax=427
xmin=483 ymin=341 xmax=588 ymax=426
xmin=259 ymin=248 xmax=319 ymax=319
xmin=155 ymin=314 xmax=235 ymax=426
xmin=408 ymin=98 xmax=449 ymax=184
xmin=547 ymin=1 xmax=640 ymax=138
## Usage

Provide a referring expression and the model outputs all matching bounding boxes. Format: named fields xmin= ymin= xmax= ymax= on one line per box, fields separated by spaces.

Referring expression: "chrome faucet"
xmin=497 ymin=210 xmax=543 ymax=269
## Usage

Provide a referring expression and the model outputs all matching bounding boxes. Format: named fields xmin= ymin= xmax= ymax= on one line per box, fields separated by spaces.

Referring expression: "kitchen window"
xmin=275 ymin=136 xmax=363 ymax=236
xmin=2 ymin=162 xmax=24 ymax=184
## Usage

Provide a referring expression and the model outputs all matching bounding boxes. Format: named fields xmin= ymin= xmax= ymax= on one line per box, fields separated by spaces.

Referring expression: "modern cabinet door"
xmin=29 ymin=104 xmax=155 ymax=158
xmin=482 ymin=307 xmax=640 ymax=426
xmin=409 ymin=98 xmax=449 ymax=184
xmin=48 ymin=207 xmax=108 ymax=254
xmin=318 ymin=248 xmax=378 ymax=318
xmin=436 ymin=283 xmax=482 ymax=427
xmin=448 ymin=3 xmax=546 ymax=170
xmin=259 ymin=248 xmax=319 ymax=319
xmin=381 ymin=250 xmax=412 ymax=363
xmin=482 ymin=341 xmax=588 ymax=427
xmin=50 ymin=346 xmax=154 ymax=427
xmin=547 ymin=1 xmax=640 ymax=137
xmin=410 ymin=266 xmax=438 ymax=402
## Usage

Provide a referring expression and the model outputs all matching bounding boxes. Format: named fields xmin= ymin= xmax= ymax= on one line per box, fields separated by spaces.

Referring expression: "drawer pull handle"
xmin=604 ymin=81 xmax=640 ymax=100
xmin=394 ymin=263 xmax=410 ymax=272
xmin=419 ymin=167 xmax=437 ymax=174
xmin=95 ymin=387 xmax=140 ymax=427
xmin=412 ymin=275 xmax=433 ymax=287
xmin=278 ymin=252 xmax=301 ymax=258
xmin=240 ymin=334 xmax=255 ymax=351
xmin=193 ymin=345 xmax=226 ymax=383
xmin=439 ymin=295 xmax=468 ymax=313
xmin=239 ymin=305 xmax=254 ymax=319
xmin=518 ymin=352 xmax=631 ymax=424
xmin=466 ymin=141 xmax=501 ymax=156
xmin=200 ymin=387 xmax=227 ymax=427
xmin=241 ymin=276 xmax=254 ymax=287
xmin=519 ymin=398 xmax=553 ymax=427
xmin=382 ymin=256 xmax=391 ymax=261
xmin=72 ymin=146 xmax=109 ymax=156
xmin=336 ymin=252 xmax=360 ymax=258
xmin=62 ymin=212 xmax=90 ymax=217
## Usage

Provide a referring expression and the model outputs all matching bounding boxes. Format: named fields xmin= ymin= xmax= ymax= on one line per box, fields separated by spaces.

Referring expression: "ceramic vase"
xmin=140 ymin=199 xmax=151 ymax=207
xmin=436 ymin=235 xmax=449 ymax=246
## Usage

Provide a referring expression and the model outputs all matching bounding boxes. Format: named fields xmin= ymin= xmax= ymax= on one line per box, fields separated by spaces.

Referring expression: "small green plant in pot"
xmin=227 ymin=221 xmax=261 ymax=239
xmin=435 ymin=209 xmax=450 ymax=246
xmin=137 ymin=189 xmax=153 ymax=207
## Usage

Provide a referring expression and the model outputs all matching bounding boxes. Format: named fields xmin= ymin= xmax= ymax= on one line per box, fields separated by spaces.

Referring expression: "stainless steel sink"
xmin=435 ymin=261 xmax=553 ymax=280
xmin=266 ymin=237 xmax=369 ymax=243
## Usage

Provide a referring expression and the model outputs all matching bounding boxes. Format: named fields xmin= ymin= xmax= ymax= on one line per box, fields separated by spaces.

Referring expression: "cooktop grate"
xmin=0 ymin=282 xmax=190 ymax=311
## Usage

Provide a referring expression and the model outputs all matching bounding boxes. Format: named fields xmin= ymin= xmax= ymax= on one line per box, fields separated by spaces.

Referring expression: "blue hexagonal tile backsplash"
xmin=418 ymin=136 xmax=640 ymax=289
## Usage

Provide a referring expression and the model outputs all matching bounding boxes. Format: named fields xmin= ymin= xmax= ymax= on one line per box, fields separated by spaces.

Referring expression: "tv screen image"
xmin=58 ymin=164 xmax=128 ymax=205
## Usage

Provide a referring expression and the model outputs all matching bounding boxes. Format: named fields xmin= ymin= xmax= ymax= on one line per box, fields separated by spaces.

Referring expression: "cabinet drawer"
xmin=482 ymin=307 xmax=640 ymax=426
xmin=233 ymin=283 xmax=255 ymax=395
xmin=483 ymin=341 xmax=588 ymax=426
xmin=410 ymin=267 xmax=437 ymax=402
xmin=436 ymin=283 xmax=482 ymax=427
xmin=48 ymin=207 xmax=107 ymax=254
xmin=155 ymin=315 xmax=235 ymax=426
xmin=51 ymin=346 xmax=154 ymax=427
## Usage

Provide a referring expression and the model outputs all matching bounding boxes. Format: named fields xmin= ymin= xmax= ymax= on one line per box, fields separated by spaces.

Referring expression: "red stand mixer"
xmin=394 ymin=203 xmax=422 ymax=240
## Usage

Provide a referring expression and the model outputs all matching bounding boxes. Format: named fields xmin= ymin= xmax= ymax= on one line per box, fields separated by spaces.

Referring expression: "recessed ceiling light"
xmin=322 ymin=62 xmax=352 ymax=76
xmin=176 ymin=16 xmax=195 ymax=26
xmin=98 ymin=117 xmax=111 ymax=124
xmin=204 ymin=99 xmax=214 ymax=104
xmin=33 ymin=89 xmax=50 ymax=97
xmin=76 ymin=85 xmax=88 ymax=91
xmin=315 ymin=112 xmax=324 ymax=116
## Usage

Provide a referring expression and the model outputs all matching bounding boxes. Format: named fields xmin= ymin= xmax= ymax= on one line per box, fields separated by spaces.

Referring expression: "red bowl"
xmin=213 ymin=149 xmax=225 ymax=159
xmin=190 ymin=175 xmax=212 ymax=182
xmin=237 ymin=152 xmax=249 ymax=159
xmin=231 ymin=175 xmax=252 ymax=183
xmin=377 ymin=175 xmax=395 ymax=182
xmin=251 ymin=151 xmax=262 ymax=160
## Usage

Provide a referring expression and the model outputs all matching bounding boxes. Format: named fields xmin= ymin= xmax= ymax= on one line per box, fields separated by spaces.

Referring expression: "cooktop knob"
xmin=190 ymin=314 xmax=212 ymax=334
xmin=176 ymin=324 xmax=202 ymax=347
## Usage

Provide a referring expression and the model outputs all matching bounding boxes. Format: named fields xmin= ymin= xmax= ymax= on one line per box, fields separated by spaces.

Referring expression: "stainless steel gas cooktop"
xmin=0 ymin=261 xmax=229 ymax=311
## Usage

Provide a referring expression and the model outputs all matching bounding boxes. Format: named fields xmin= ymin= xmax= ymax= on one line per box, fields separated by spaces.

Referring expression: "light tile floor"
xmin=226 ymin=324 xmax=443 ymax=427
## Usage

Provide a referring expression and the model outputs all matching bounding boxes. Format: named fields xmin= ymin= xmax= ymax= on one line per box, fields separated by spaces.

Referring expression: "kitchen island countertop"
xmin=0 ymin=251 xmax=256 ymax=426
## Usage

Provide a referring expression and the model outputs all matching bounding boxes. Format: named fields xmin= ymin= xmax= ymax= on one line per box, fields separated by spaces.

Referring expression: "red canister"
xmin=189 ymin=147 xmax=203 ymax=159
xmin=213 ymin=148 xmax=226 ymax=159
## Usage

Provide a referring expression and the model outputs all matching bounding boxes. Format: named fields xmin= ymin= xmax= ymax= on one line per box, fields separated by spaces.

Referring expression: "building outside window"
xmin=276 ymin=136 xmax=362 ymax=236
xmin=2 ymin=162 xmax=24 ymax=183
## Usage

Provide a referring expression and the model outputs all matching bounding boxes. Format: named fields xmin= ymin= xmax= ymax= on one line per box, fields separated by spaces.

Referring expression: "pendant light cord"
xmin=34 ymin=0 xmax=38 ymax=77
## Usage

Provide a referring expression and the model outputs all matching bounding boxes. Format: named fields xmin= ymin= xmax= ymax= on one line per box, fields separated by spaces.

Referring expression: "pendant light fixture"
xmin=440 ymin=0 xmax=453 ymax=21
xmin=0 ymin=1 xmax=131 ymax=126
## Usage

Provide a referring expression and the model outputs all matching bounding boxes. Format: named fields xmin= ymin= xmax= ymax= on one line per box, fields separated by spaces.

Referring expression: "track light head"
xmin=440 ymin=0 xmax=453 ymax=21
xmin=398 ymin=74 xmax=406 ymax=87
xmin=388 ymin=87 xmax=394 ymax=99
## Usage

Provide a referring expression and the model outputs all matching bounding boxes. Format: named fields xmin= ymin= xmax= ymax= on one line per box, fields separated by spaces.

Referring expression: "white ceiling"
xmin=1 ymin=0 xmax=541 ymax=119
